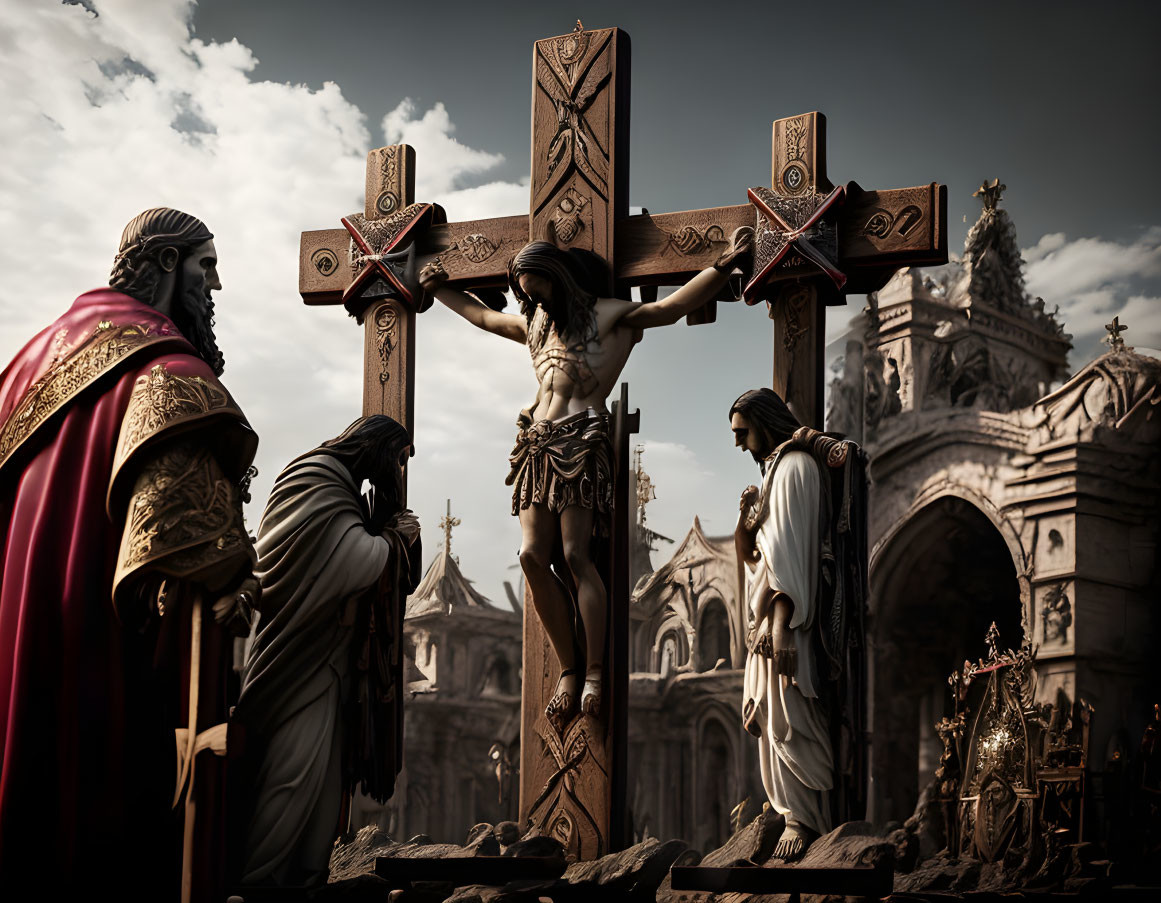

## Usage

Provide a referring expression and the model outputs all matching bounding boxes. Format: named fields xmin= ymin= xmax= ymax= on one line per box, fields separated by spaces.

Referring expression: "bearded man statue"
xmin=0 ymin=208 xmax=259 ymax=902
xmin=730 ymin=388 xmax=868 ymax=861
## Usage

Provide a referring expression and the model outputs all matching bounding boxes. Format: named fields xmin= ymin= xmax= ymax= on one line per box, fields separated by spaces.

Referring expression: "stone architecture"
xmin=625 ymin=450 xmax=766 ymax=853
xmin=351 ymin=183 xmax=1157 ymax=856
xmin=827 ymin=183 xmax=1161 ymax=834
xmin=364 ymin=509 xmax=523 ymax=841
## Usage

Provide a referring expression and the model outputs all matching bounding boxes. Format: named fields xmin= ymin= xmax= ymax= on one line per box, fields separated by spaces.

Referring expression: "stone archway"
xmin=695 ymin=715 xmax=736 ymax=852
xmin=695 ymin=598 xmax=732 ymax=673
xmin=868 ymin=494 xmax=1023 ymax=824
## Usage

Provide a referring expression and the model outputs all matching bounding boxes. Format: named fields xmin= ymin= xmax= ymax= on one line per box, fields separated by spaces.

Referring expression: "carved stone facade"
xmin=828 ymin=188 xmax=1161 ymax=834
xmin=626 ymin=517 xmax=766 ymax=853
xmin=361 ymin=543 xmax=523 ymax=841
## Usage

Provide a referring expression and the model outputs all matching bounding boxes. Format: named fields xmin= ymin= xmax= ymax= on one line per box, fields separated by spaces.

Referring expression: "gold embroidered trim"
xmin=111 ymin=363 xmax=237 ymax=478
xmin=0 ymin=321 xmax=182 ymax=474
xmin=113 ymin=441 xmax=251 ymax=608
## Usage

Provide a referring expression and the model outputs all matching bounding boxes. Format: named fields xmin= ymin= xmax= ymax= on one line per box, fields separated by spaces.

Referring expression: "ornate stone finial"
xmin=973 ymin=178 xmax=1006 ymax=212
xmin=438 ymin=498 xmax=461 ymax=556
xmin=1104 ymin=315 xmax=1128 ymax=352
xmin=984 ymin=621 xmax=1002 ymax=659
xmin=574 ymin=19 xmax=584 ymax=32
xmin=634 ymin=444 xmax=656 ymax=516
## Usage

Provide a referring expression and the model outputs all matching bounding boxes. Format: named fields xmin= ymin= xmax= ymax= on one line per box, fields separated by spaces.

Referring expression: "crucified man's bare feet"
xmin=580 ymin=664 xmax=603 ymax=717
xmin=545 ymin=668 xmax=579 ymax=733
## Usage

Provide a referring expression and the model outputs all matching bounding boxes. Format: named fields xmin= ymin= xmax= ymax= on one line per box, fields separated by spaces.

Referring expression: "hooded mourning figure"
xmin=234 ymin=415 xmax=422 ymax=887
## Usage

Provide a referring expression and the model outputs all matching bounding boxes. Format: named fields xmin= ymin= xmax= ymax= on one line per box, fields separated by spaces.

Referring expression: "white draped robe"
xmin=235 ymin=453 xmax=390 ymax=886
xmin=742 ymin=449 xmax=833 ymax=837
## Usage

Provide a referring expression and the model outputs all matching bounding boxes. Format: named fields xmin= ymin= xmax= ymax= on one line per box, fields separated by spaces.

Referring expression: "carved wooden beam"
xmin=301 ymin=182 xmax=944 ymax=306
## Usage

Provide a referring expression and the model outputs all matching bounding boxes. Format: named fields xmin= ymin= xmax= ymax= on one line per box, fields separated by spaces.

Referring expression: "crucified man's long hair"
xmin=507 ymin=241 xmax=606 ymax=350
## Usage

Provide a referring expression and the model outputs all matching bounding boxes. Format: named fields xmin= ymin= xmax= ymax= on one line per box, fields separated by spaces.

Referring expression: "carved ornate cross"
xmin=438 ymin=498 xmax=460 ymax=556
xmin=297 ymin=22 xmax=947 ymax=857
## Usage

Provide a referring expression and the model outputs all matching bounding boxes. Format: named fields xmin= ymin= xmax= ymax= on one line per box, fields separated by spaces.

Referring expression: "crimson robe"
xmin=0 ymin=289 xmax=256 ymax=900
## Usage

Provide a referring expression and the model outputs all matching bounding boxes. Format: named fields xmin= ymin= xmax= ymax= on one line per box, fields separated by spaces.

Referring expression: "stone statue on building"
xmin=233 ymin=415 xmax=421 ymax=887
xmin=419 ymin=230 xmax=750 ymax=730
xmin=730 ymin=388 xmax=867 ymax=860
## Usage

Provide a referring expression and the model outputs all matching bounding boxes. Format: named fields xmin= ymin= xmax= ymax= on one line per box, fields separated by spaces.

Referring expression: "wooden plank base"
xmin=670 ymin=859 xmax=893 ymax=896
xmin=375 ymin=855 xmax=566 ymax=888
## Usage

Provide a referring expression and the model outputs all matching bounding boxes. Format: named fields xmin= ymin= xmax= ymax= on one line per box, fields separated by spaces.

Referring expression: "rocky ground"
xmin=228 ymin=808 xmax=1145 ymax=902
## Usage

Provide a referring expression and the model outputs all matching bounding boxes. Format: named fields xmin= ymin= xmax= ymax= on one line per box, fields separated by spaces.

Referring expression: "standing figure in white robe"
xmin=233 ymin=415 xmax=420 ymax=887
xmin=731 ymin=388 xmax=833 ymax=861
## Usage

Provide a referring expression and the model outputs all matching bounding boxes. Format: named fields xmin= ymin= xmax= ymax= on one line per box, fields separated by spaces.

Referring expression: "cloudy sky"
xmin=2 ymin=0 xmax=1158 ymax=602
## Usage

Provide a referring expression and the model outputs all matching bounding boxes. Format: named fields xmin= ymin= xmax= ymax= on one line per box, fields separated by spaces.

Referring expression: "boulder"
xmin=563 ymin=837 xmax=690 ymax=898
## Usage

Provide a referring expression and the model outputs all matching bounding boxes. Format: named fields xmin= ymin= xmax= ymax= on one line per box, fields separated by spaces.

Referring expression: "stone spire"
xmin=961 ymin=179 xmax=1030 ymax=316
xmin=438 ymin=498 xmax=461 ymax=558
xmin=630 ymin=445 xmax=672 ymax=587
xmin=406 ymin=503 xmax=493 ymax=617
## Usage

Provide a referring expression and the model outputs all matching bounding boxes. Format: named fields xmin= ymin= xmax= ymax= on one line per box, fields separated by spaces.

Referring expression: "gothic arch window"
xmin=481 ymin=654 xmax=515 ymax=697
xmin=869 ymin=494 xmax=1022 ymax=824
xmin=696 ymin=716 xmax=736 ymax=852
xmin=657 ymin=628 xmax=688 ymax=677
xmin=696 ymin=598 xmax=731 ymax=672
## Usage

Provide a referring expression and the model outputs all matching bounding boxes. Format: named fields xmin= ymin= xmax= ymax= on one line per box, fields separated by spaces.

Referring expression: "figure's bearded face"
xmin=518 ymin=269 xmax=576 ymax=337
xmin=731 ymin=411 xmax=771 ymax=464
xmin=519 ymin=271 xmax=567 ymax=323
xmin=366 ymin=442 xmax=412 ymax=513
xmin=518 ymin=272 xmax=554 ymax=306
xmin=173 ymin=238 xmax=225 ymax=375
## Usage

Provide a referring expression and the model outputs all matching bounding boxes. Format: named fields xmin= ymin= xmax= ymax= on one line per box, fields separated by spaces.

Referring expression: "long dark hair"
xmin=318 ymin=415 xmax=412 ymax=522
xmin=730 ymin=388 xmax=802 ymax=466
xmin=109 ymin=207 xmax=213 ymax=306
xmin=507 ymin=241 xmax=605 ymax=348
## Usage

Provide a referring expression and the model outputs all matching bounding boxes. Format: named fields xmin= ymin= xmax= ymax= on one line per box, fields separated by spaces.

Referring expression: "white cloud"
xmin=1024 ymin=227 xmax=1161 ymax=361
xmin=5 ymin=1 xmax=1156 ymax=605
xmin=0 ymin=0 xmax=529 ymax=597
xmin=634 ymin=438 xmax=732 ymax=550
xmin=383 ymin=99 xmax=510 ymax=198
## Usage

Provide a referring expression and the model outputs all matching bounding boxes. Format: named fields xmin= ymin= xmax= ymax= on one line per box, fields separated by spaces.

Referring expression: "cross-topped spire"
xmin=1104 ymin=315 xmax=1128 ymax=352
xmin=633 ymin=444 xmax=656 ymax=522
xmin=973 ymin=178 xmax=1006 ymax=211
xmin=438 ymin=498 xmax=461 ymax=556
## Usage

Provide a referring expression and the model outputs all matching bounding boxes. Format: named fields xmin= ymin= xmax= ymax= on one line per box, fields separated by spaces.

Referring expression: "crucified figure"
xmin=420 ymin=229 xmax=752 ymax=731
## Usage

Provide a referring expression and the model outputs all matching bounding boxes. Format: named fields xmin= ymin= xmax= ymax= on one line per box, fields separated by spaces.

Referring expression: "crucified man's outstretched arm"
xmin=614 ymin=226 xmax=753 ymax=329
xmin=418 ymin=266 xmax=526 ymax=342
xmin=415 ymin=228 xmax=752 ymax=731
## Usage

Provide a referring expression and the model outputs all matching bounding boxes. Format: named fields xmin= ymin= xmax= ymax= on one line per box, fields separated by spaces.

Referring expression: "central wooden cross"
xmin=298 ymin=21 xmax=946 ymax=858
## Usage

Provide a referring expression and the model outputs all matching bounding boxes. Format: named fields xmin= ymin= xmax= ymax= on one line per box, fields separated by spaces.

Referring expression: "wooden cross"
xmin=297 ymin=21 xmax=947 ymax=857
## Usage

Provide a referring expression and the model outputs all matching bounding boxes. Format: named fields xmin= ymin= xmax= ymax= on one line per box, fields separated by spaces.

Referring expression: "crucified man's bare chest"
xmin=526 ymin=303 xmax=635 ymax=421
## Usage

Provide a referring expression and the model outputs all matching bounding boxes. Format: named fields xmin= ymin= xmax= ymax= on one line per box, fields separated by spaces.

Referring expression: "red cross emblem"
xmin=743 ymin=184 xmax=847 ymax=304
xmin=340 ymin=202 xmax=443 ymax=314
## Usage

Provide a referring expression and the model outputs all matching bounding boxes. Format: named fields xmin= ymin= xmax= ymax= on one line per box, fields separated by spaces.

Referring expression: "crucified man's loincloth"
xmin=506 ymin=409 xmax=612 ymax=523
